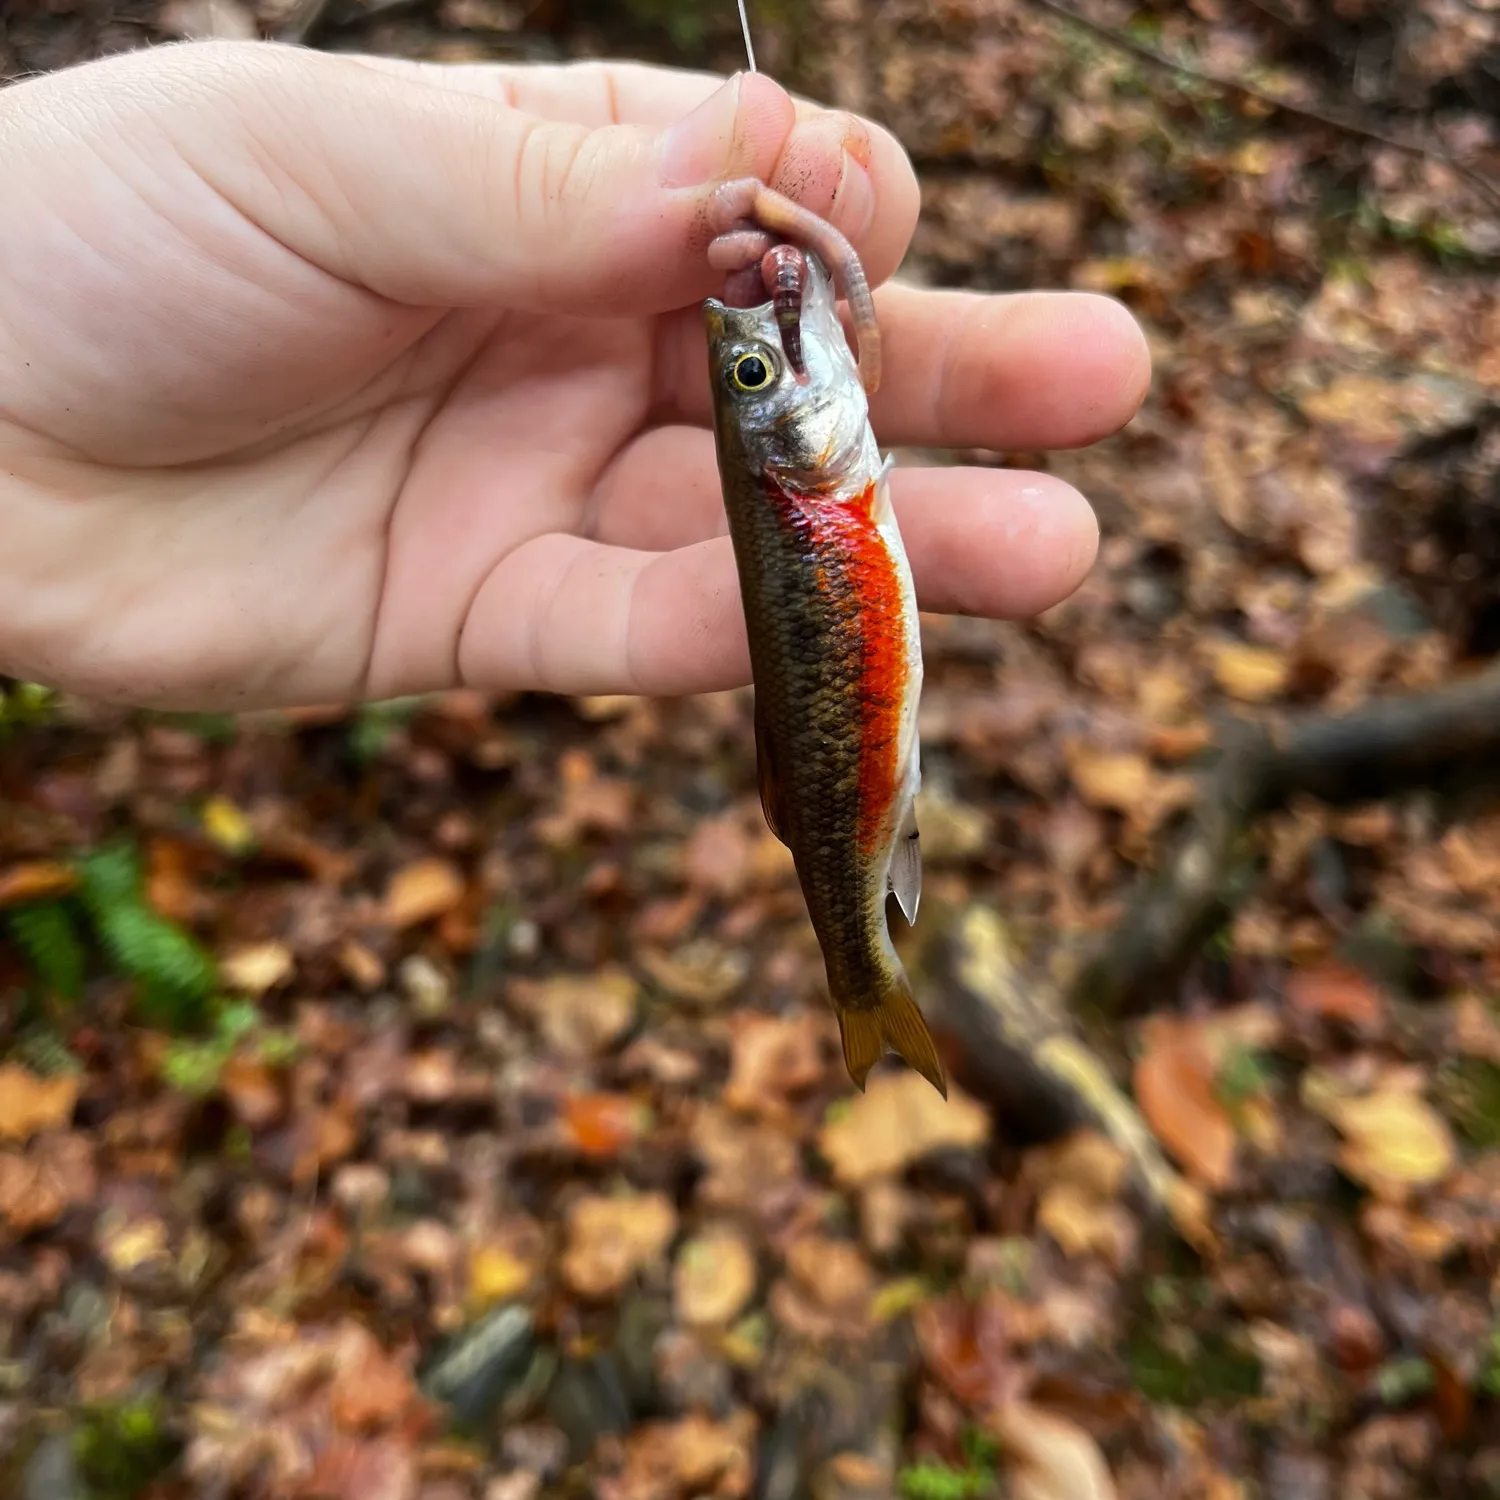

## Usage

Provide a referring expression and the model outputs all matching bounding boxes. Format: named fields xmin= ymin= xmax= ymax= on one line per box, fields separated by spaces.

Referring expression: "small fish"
xmin=703 ymin=242 xmax=945 ymax=1098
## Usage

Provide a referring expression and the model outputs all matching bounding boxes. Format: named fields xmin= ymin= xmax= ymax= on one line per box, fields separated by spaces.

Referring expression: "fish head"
xmin=703 ymin=250 xmax=874 ymax=496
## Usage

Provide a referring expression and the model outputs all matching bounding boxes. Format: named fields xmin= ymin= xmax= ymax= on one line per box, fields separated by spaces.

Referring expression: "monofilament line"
xmin=736 ymin=0 xmax=757 ymax=71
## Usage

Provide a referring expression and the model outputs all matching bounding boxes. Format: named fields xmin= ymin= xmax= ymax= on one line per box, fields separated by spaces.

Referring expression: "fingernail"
xmin=659 ymin=75 xmax=744 ymax=188
xmin=834 ymin=149 xmax=875 ymax=243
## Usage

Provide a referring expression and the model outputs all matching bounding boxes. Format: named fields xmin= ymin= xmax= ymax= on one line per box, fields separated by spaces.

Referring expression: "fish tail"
xmin=835 ymin=970 xmax=947 ymax=1098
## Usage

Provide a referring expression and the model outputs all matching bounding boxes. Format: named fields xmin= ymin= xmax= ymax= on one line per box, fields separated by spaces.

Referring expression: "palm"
xmin=0 ymin=45 xmax=1147 ymax=714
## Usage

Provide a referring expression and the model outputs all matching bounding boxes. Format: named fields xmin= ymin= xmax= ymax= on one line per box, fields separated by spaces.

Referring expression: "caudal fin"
xmin=836 ymin=974 xmax=948 ymax=1098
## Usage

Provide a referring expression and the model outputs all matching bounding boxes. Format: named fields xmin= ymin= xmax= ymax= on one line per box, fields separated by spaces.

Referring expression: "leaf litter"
xmin=4 ymin=0 xmax=1500 ymax=1494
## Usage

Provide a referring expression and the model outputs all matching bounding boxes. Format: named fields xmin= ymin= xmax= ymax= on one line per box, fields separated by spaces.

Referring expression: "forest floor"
xmin=3 ymin=0 xmax=1500 ymax=1496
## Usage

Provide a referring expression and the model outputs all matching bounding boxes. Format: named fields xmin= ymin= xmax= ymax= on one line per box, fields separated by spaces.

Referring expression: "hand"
xmin=0 ymin=41 xmax=1148 ymax=712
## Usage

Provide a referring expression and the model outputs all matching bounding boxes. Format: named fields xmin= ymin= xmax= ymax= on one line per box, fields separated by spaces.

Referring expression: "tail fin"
xmin=836 ymin=972 xmax=948 ymax=1098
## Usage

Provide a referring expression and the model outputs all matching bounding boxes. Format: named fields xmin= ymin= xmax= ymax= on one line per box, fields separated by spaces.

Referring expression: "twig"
xmin=1073 ymin=658 xmax=1500 ymax=1021
xmin=1022 ymin=0 xmax=1500 ymax=213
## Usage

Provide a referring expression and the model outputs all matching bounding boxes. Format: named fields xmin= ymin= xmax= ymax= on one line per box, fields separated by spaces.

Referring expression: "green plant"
xmin=1 ymin=838 xmax=219 ymax=1030
xmin=74 ymin=1393 xmax=179 ymax=1499
xmin=0 ymin=679 xmax=56 ymax=734
xmin=898 ymin=1431 xmax=999 ymax=1499
xmin=78 ymin=842 xmax=217 ymax=1027
xmin=160 ymin=998 xmax=300 ymax=1097
xmin=348 ymin=695 xmax=426 ymax=763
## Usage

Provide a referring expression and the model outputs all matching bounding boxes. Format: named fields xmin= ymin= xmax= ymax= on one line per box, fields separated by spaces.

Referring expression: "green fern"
xmin=898 ymin=1462 xmax=986 ymax=1500
xmin=5 ymin=900 xmax=86 ymax=1000
xmin=77 ymin=839 xmax=217 ymax=1027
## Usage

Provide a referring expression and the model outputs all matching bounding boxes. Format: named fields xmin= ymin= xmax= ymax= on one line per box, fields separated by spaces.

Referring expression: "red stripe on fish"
xmin=765 ymin=478 xmax=910 ymax=858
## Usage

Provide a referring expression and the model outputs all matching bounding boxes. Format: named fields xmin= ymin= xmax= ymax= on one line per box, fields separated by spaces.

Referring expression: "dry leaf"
xmin=382 ymin=859 xmax=465 ymax=929
xmin=1068 ymin=750 xmax=1155 ymax=812
xmin=674 ymin=1228 xmax=757 ymax=1328
xmin=510 ymin=968 xmax=639 ymax=1058
xmin=0 ymin=861 xmax=78 ymax=908
xmin=992 ymin=1401 xmax=1118 ymax=1500
xmin=468 ymin=1245 xmax=533 ymax=1308
xmin=1308 ymin=1078 xmax=1455 ymax=1195
xmin=561 ymin=1092 xmax=646 ymax=1158
xmin=562 ymin=1191 xmax=677 ymax=1299
xmin=202 ymin=795 xmax=256 ymax=855
xmin=723 ymin=1012 xmax=825 ymax=1118
xmin=1133 ymin=1018 xmax=1236 ymax=1190
xmin=1286 ymin=963 xmax=1384 ymax=1029
xmin=638 ymin=941 xmax=747 ymax=1007
xmin=818 ymin=1072 xmax=989 ymax=1186
xmin=220 ymin=941 xmax=295 ymax=997
xmin=1208 ymin=640 xmax=1290 ymax=702
xmin=0 ymin=1064 xmax=79 ymax=1143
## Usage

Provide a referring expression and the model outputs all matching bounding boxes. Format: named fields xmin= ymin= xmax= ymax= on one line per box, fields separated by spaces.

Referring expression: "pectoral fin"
xmin=754 ymin=697 xmax=790 ymax=846
xmin=888 ymin=792 xmax=922 ymax=925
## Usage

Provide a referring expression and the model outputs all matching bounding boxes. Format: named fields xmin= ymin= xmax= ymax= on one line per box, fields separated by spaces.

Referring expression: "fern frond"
xmin=5 ymin=900 xmax=86 ymax=1000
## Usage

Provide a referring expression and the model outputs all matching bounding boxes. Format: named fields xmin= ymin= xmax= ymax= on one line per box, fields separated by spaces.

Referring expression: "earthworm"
xmin=706 ymin=178 xmax=882 ymax=394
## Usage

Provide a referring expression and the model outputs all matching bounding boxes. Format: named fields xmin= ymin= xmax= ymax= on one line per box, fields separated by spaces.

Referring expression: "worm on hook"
xmin=762 ymin=244 xmax=808 ymax=379
xmin=705 ymin=178 xmax=882 ymax=395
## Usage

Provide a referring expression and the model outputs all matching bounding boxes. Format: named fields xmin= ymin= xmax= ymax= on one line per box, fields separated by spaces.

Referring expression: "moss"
xmin=1128 ymin=1320 xmax=1262 ymax=1407
xmin=1440 ymin=1056 xmax=1500 ymax=1150
xmin=73 ymin=1394 xmax=179 ymax=1499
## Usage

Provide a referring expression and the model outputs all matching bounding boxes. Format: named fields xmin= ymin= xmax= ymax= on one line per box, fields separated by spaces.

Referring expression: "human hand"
xmin=0 ymin=41 xmax=1148 ymax=712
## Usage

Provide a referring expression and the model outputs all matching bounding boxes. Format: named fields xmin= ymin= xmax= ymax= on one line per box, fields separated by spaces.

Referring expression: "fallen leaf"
xmin=818 ymin=1072 xmax=989 ymax=1186
xmin=468 ymin=1245 xmax=533 ymax=1309
xmin=0 ymin=861 xmax=78 ymax=908
xmin=156 ymin=0 xmax=257 ymax=38
xmin=1133 ymin=1017 xmax=1236 ymax=1190
xmin=0 ymin=1064 xmax=79 ymax=1143
xmin=639 ymin=940 xmax=748 ymax=1007
xmin=682 ymin=814 xmax=751 ymax=897
xmin=674 ymin=1228 xmax=757 ymax=1328
xmin=992 ymin=1400 xmax=1118 ymax=1500
xmin=202 ymin=795 xmax=257 ymax=855
xmin=561 ymin=1092 xmax=647 ymax=1158
xmin=1308 ymin=1078 xmax=1456 ymax=1195
xmin=510 ymin=968 xmax=639 ymax=1058
xmin=382 ymin=859 xmax=466 ymax=929
xmin=220 ymin=941 xmax=295 ymax=997
xmin=562 ymin=1191 xmax=677 ymax=1299
xmin=1286 ymin=963 xmax=1385 ymax=1029
xmin=723 ymin=1012 xmax=825 ymax=1118
xmin=220 ymin=1057 xmax=284 ymax=1130
xmin=1067 ymin=750 xmax=1155 ymax=812
xmin=1208 ymin=640 xmax=1290 ymax=703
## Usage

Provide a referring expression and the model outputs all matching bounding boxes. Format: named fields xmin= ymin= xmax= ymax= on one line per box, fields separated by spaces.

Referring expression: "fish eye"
xmin=731 ymin=349 xmax=776 ymax=393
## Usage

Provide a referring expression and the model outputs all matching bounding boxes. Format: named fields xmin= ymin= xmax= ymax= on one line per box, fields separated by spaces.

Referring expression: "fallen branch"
xmin=1073 ymin=658 xmax=1500 ymax=1021
xmin=1021 ymin=0 xmax=1500 ymax=213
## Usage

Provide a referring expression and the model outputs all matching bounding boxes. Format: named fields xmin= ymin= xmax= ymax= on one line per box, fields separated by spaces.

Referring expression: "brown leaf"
xmin=220 ymin=941 xmax=295 ymax=998
xmin=0 ymin=1064 xmax=79 ymax=1143
xmin=562 ymin=1191 xmax=677 ymax=1299
xmin=1133 ymin=1017 xmax=1236 ymax=1190
xmin=1208 ymin=640 xmax=1290 ymax=703
xmin=1067 ymin=750 xmax=1155 ymax=812
xmin=156 ymin=0 xmax=257 ymax=39
xmin=0 ymin=861 xmax=78 ymax=908
xmin=682 ymin=814 xmax=752 ymax=897
xmin=382 ymin=859 xmax=466 ymax=929
xmin=992 ymin=1400 xmax=1118 ymax=1500
xmin=1305 ymin=1073 xmax=1455 ymax=1196
xmin=638 ymin=941 xmax=748 ymax=1008
xmin=220 ymin=1057 xmax=284 ymax=1131
xmin=1286 ymin=963 xmax=1385 ymax=1029
xmin=674 ymin=1227 xmax=757 ymax=1328
xmin=561 ymin=1092 xmax=647 ymax=1159
xmin=510 ymin=968 xmax=639 ymax=1058
xmin=819 ymin=1072 xmax=989 ymax=1186
xmin=723 ymin=1012 xmax=826 ymax=1118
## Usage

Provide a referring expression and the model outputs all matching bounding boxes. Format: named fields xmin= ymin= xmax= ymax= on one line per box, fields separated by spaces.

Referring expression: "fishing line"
xmin=735 ymin=0 xmax=757 ymax=72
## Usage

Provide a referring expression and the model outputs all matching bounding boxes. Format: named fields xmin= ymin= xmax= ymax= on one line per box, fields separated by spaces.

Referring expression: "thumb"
xmin=145 ymin=41 xmax=889 ymax=314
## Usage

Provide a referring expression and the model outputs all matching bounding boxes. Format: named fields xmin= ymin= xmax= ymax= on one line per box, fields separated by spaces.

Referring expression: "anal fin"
xmin=888 ymin=795 xmax=922 ymax=925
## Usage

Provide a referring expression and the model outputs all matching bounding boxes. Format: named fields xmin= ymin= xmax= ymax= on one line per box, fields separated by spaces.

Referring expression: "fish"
xmin=703 ymin=243 xmax=946 ymax=1098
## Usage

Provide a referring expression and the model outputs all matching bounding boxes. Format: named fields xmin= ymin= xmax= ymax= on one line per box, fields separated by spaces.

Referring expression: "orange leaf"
xmin=562 ymin=1092 xmax=645 ymax=1159
xmin=1286 ymin=963 xmax=1384 ymax=1029
xmin=0 ymin=861 xmax=78 ymax=908
xmin=381 ymin=859 xmax=465 ymax=929
xmin=1133 ymin=1018 xmax=1236 ymax=1190
xmin=0 ymin=1065 xmax=80 ymax=1143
